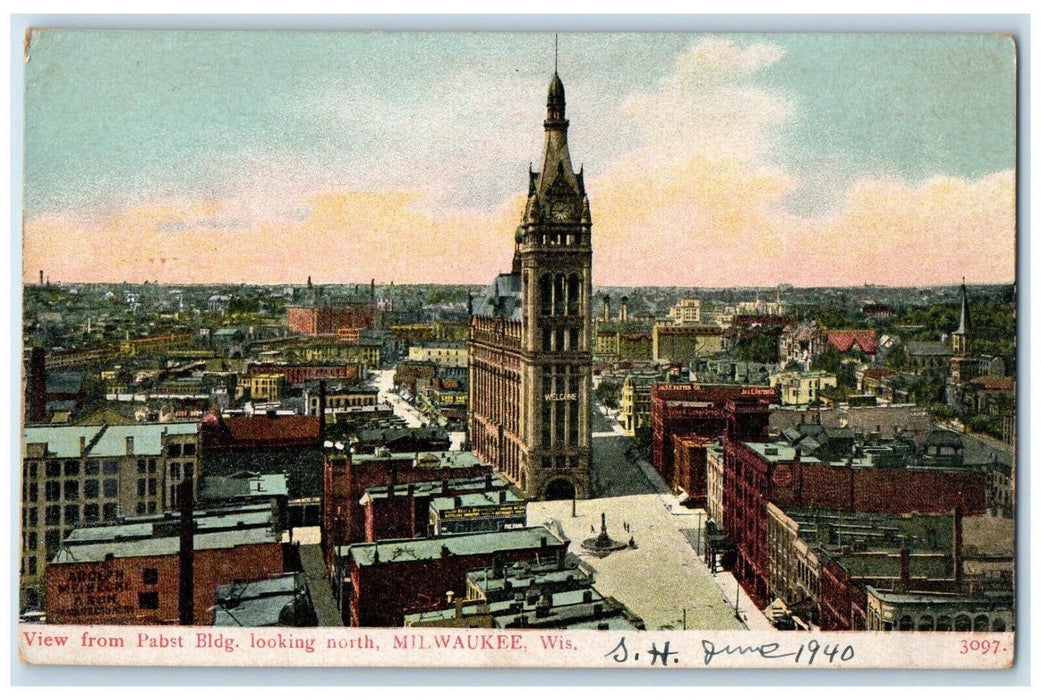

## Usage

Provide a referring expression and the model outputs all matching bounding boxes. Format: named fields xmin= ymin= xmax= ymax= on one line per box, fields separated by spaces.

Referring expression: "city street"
xmin=528 ymin=403 xmax=771 ymax=631
xmin=370 ymin=369 xmax=427 ymax=428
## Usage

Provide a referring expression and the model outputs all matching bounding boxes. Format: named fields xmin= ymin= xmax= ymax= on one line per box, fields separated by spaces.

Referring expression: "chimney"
xmin=28 ymin=347 xmax=46 ymax=423
xmin=602 ymin=295 xmax=611 ymax=323
xmin=177 ymin=480 xmax=195 ymax=625
xmin=582 ymin=590 xmax=593 ymax=603
xmin=499 ymin=490 xmax=507 ymax=504
xmin=898 ymin=548 xmax=910 ymax=593
xmin=485 ymin=473 xmax=492 ymax=490
xmin=125 ymin=437 xmax=134 ymax=456
xmin=593 ymin=603 xmax=604 ymax=619
xmin=39 ymin=270 xmax=43 ymax=286
xmin=619 ymin=296 xmax=629 ymax=322
xmin=318 ymin=380 xmax=327 ymax=445
xmin=953 ymin=506 xmax=963 ymax=590
xmin=535 ymin=592 xmax=552 ymax=618
xmin=407 ymin=483 xmax=414 ymax=498
xmin=79 ymin=436 xmax=86 ymax=456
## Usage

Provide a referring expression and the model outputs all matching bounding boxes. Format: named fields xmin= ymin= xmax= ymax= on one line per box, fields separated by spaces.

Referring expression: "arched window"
xmin=954 ymin=614 xmax=972 ymax=632
xmin=567 ymin=274 xmax=580 ymax=315
xmin=538 ymin=274 xmax=553 ymax=316
xmin=973 ymin=614 xmax=990 ymax=632
xmin=917 ymin=615 xmax=934 ymax=631
xmin=935 ymin=616 xmax=952 ymax=631
xmin=898 ymin=615 xmax=915 ymax=631
xmin=553 ymin=275 xmax=566 ymax=316
xmin=991 ymin=618 xmax=1006 ymax=632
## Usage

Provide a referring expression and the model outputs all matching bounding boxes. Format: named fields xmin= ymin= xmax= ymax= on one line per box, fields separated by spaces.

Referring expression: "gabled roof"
xmin=826 ymin=330 xmax=877 ymax=355
xmin=472 ymin=273 xmax=522 ymax=321
xmin=967 ymin=376 xmax=1015 ymax=392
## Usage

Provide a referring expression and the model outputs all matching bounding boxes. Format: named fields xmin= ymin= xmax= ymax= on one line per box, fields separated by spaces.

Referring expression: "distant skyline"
xmin=22 ymin=31 xmax=1016 ymax=287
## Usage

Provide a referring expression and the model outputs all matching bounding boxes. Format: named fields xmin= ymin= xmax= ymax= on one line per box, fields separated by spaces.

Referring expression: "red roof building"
xmin=826 ymin=330 xmax=878 ymax=356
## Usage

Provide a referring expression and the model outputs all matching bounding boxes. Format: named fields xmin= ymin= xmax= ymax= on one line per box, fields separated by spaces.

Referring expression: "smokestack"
xmin=39 ymin=270 xmax=43 ymax=286
xmin=953 ymin=506 xmax=963 ymax=590
xmin=28 ymin=347 xmax=46 ymax=423
xmin=318 ymin=380 xmax=327 ymax=445
xmin=602 ymin=295 xmax=611 ymax=323
xmin=178 ymin=480 xmax=195 ymax=625
xmin=898 ymin=548 xmax=910 ymax=593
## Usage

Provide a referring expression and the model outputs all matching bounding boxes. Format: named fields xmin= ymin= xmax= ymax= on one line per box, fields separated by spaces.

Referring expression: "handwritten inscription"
xmin=605 ymin=636 xmax=680 ymax=667
xmin=700 ymin=638 xmax=855 ymax=667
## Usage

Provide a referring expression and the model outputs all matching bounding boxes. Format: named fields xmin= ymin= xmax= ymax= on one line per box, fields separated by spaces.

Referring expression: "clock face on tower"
xmin=551 ymin=201 xmax=571 ymax=221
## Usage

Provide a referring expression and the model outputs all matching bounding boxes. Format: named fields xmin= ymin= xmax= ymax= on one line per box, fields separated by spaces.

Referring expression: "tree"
xmin=595 ymin=381 xmax=621 ymax=410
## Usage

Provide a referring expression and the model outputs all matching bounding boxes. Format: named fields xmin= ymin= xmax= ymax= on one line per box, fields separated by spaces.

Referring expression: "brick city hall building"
xmin=469 ymin=71 xmax=593 ymax=501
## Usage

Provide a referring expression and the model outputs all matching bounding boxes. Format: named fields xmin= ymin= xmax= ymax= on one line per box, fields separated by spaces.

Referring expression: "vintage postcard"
xmin=16 ymin=29 xmax=1017 ymax=670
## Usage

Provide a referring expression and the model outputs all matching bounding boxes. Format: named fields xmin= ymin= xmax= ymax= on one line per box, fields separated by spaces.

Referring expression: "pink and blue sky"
xmin=22 ymin=31 xmax=1016 ymax=287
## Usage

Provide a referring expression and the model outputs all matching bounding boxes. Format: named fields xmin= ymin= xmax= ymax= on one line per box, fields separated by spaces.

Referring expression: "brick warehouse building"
xmin=650 ymin=383 xmax=776 ymax=490
xmin=21 ymin=422 xmax=201 ymax=610
xmin=336 ymin=526 xmax=568 ymax=626
xmin=322 ymin=449 xmax=491 ymax=564
xmin=722 ymin=405 xmax=988 ymax=609
xmin=44 ymin=503 xmax=288 ymax=625
xmin=287 ymin=303 xmax=374 ymax=337
xmin=468 ymin=71 xmax=593 ymax=501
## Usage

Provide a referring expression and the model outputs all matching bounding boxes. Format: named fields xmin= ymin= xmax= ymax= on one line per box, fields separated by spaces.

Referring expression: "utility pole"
xmin=734 ymin=581 xmax=741 ymax=620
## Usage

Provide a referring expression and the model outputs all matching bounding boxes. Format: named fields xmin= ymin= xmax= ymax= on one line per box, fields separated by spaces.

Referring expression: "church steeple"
xmin=956 ymin=278 xmax=972 ymax=336
xmin=953 ymin=278 xmax=972 ymax=357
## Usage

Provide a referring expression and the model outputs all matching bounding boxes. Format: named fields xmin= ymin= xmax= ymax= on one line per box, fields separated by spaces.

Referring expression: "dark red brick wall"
xmin=45 ymin=542 xmax=285 ymax=625
xmin=348 ymin=540 xmax=567 ymax=627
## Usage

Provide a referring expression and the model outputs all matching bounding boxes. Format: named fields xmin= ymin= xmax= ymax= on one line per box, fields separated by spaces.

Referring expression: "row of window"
xmin=35 ymin=478 xmax=119 ymax=502
xmin=26 ymin=462 xmax=194 ymax=504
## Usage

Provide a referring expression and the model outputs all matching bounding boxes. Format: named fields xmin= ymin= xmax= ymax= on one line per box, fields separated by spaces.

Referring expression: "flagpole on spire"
xmin=555 ymin=33 xmax=558 ymax=73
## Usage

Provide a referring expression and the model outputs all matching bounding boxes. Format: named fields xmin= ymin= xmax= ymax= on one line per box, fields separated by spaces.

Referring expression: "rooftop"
xmin=472 ymin=273 xmax=522 ymax=321
xmin=362 ymin=474 xmax=510 ymax=501
xmin=24 ymin=421 xmax=199 ymax=458
xmin=338 ymin=526 xmax=565 ymax=567
xmin=53 ymin=526 xmax=278 ymax=564
xmin=350 ymin=450 xmax=486 ymax=470
xmin=429 ymin=489 xmax=525 ymax=513
xmin=214 ymin=573 xmax=314 ymax=627
xmin=199 ymin=472 xmax=289 ymax=502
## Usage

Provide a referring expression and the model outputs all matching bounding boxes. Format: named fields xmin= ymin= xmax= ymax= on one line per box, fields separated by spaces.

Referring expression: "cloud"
xmin=582 ymin=38 xmax=1015 ymax=287
xmin=23 ymin=189 xmax=527 ymax=285
xmin=617 ymin=38 xmax=792 ymax=165
xmin=21 ymin=38 xmax=1016 ymax=289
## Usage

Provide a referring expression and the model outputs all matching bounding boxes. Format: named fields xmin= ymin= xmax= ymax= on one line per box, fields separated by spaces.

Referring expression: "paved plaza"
xmin=528 ymin=405 xmax=771 ymax=631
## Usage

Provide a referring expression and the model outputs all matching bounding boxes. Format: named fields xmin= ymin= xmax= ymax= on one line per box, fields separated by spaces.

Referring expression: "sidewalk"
xmin=709 ymin=569 xmax=775 ymax=631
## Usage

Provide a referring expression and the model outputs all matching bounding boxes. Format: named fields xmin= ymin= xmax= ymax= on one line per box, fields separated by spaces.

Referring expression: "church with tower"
xmin=468 ymin=70 xmax=593 ymax=501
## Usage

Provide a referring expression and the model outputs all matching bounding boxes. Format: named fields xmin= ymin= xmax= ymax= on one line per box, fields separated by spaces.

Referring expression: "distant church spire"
xmin=953 ymin=278 xmax=972 ymax=357
xmin=956 ymin=277 xmax=972 ymax=336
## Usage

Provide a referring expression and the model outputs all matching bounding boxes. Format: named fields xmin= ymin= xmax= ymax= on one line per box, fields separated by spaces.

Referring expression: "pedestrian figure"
xmin=591 ymin=524 xmax=595 ymax=533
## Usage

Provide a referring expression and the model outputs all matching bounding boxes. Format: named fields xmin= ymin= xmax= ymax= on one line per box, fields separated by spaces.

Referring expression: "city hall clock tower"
xmin=469 ymin=70 xmax=593 ymax=500
xmin=515 ymin=72 xmax=593 ymax=500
